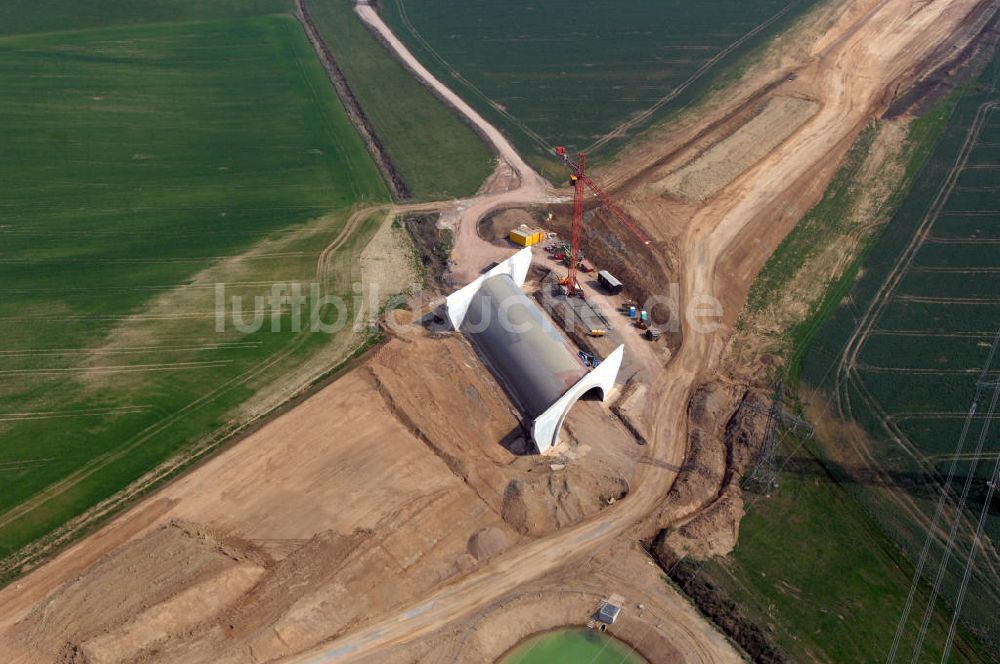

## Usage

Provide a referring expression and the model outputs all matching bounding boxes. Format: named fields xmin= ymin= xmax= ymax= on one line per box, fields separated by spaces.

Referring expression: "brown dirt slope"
xmin=0 ymin=366 xmax=522 ymax=662
xmin=368 ymin=332 xmax=642 ymax=536
xmin=0 ymin=1 xmax=992 ymax=662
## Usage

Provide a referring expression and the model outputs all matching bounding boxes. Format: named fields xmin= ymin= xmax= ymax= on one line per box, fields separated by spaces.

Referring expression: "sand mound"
xmin=479 ymin=207 xmax=541 ymax=244
xmin=467 ymin=527 xmax=513 ymax=561
xmin=660 ymin=483 xmax=745 ymax=560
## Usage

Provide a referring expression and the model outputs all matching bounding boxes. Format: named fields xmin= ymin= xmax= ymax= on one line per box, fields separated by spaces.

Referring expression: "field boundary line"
xmin=836 ymin=101 xmax=998 ymax=416
xmin=388 ymin=0 xmax=553 ymax=155
xmin=295 ymin=0 xmax=410 ymax=199
xmin=585 ymin=0 xmax=805 ymax=154
xmin=854 ymin=365 xmax=992 ymax=374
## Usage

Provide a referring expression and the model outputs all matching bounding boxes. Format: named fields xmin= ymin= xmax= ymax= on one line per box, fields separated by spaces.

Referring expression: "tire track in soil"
xmin=0 ymin=205 xmax=390 ymax=579
xmin=831 ymin=100 xmax=1000 ymax=609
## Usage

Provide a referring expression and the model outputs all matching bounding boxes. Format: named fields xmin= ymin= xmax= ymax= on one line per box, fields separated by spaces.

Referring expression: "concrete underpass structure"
xmin=445 ymin=248 xmax=624 ymax=453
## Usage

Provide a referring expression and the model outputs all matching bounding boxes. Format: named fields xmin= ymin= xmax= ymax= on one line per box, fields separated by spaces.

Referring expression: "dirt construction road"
xmin=356 ymin=2 xmax=560 ymax=284
xmin=289 ymin=0 xmax=988 ymax=660
xmin=356 ymin=3 xmax=548 ymax=194
xmin=0 ymin=0 xmax=988 ymax=661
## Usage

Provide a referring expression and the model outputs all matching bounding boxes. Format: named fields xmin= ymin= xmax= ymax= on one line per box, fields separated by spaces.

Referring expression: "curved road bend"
xmin=289 ymin=0 xmax=989 ymax=660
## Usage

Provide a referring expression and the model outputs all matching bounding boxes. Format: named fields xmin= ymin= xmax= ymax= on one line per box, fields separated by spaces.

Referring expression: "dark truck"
xmin=597 ymin=270 xmax=623 ymax=295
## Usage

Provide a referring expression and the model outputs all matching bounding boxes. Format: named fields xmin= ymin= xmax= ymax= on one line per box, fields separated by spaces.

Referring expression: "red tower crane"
xmin=554 ymin=146 xmax=651 ymax=296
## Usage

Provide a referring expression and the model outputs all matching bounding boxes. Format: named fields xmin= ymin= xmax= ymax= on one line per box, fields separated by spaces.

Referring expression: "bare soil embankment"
xmin=368 ymin=331 xmax=642 ymax=536
xmin=0 ymin=0 xmax=993 ymax=662
xmin=0 ymin=326 xmax=645 ymax=663
xmin=0 ymin=363 xmax=521 ymax=662
xmin=658 ymin=96 xmax=820 ymax=202
xmin=636 ymin=0 xmax=1000 ymax=658
xmin=366 ymin=542 xmax=743 ymax=664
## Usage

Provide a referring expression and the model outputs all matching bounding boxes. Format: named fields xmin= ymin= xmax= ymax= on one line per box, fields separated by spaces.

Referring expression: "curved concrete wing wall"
xmin=445 ymin=246 xmax=532 ymax=329
xmin=532 ymin=345 xmax=625 ymax=453
xmin=445 ymin=249 xmax=625 ymax=454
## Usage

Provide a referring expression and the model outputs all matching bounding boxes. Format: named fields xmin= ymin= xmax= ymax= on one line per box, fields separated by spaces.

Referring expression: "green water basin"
xmin=500 ymin=628 xmax=646 ymax=664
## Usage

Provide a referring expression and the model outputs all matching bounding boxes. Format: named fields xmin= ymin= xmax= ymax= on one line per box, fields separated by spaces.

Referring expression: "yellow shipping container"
xmin=509 ymin=228 xmax=542 ymax=246
xmin=509 ymin=228 xmax=529 ymax=246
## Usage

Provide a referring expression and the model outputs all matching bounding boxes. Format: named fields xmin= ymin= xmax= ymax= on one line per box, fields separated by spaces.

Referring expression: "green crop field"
xmin=306 ymin=0 xmax=493 ymax=200
xmin=0 ymin=0 xmax=290 ymax=36
xmin=379 ymin=0 xmax=824 ymax=176
xmin=673 ymin=88 xmax=994 ymax=662
xmin=803 ymin=46 xmax=1000 ymax=655
xmin=0 ymin=1 xmax=394 ymax=573
xmin=696 ymin=433 xmax=988 ymax=663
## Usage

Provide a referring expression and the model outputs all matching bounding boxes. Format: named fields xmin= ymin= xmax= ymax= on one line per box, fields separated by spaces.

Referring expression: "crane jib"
xmin=553 ymin=146 xmax=651 ymax=293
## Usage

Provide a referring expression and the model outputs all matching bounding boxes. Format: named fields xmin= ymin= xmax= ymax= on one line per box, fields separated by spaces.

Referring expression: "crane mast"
xmin=555 ymin=147 xmax=651 ymax=296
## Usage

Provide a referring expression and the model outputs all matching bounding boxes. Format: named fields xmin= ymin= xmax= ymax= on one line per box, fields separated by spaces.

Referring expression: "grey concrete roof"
xmin=597 ymin=602 xmax=621 ymax=624
xmin=462 ymin=273 xmax=587 ymax=417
